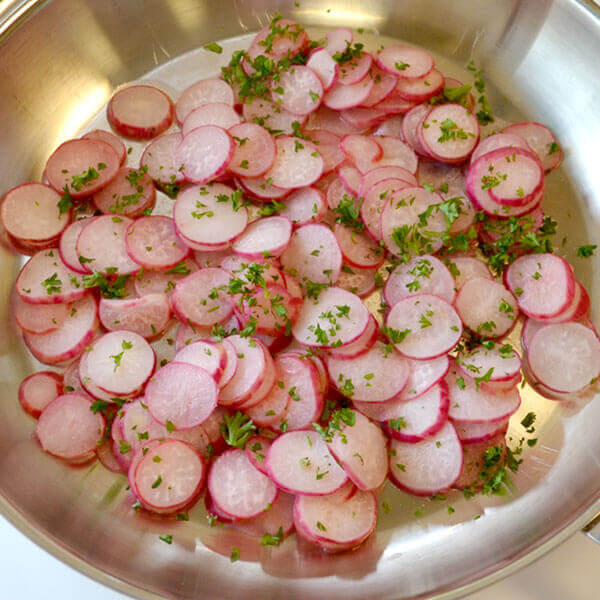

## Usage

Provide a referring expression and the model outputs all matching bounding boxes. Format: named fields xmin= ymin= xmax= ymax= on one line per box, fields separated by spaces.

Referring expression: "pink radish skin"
xmin=487 ymin=149 xmax=544 ymax=206
xmin=360 ymin=177 xmax=411 ymax=240
xmin=83 ymin=129 xmax=126 ymax=165
xmin=305 ymin=130 xmax=344 ymax=173
xmin=470 ymin=132 xmax=533 ymax=165
xmin=61 ymin=219 xmax=97 ymax=272
xmin=502 ymin=122 xmax=562 ymax=173
xmin=307 ymin=48 xmax=339 ymax=90
xmin=454 ymin=419 xmax=509 ymax=444
xmin=279 ymin=186 xmax=326 ymax=226
xmin=375 ymin=92 xmax=417 ymax=115
xmin=264 ymin=136 xmax=324 ymax=189
xmin=457 ymin=343 xmax=522 ymax=383
xmin=13 ymin=293 xmax=67 ymax=334
xmin=323 ymin=77 xmax=374 ymax=111
xmin=19 ymin=371 xmax=62 ymax=418
xmin=376 ymin=45 xmax=434 ymax=80
xmin=340 ymin=134 xmax=382 ymax=174
xmin=238 ymin=175 xmax=290 ymax=201
xmin=401 ymin=103 xmax=432 ymax=156
xmin=327 ymin=314 xmax=378 ymax=359
xmin=175 ymin=78 xmax=234 ymax=124
xmin=244 ymin=435 xmax=272 ymax=475
xmin=271 ymin=65 xmax=324 ymax=115
xmin=394 ymin=69 xmax=444 ymax=103
xmin=305 ymin=105 xmax=366 ymax=136
xmin=337 ymin=51 xmax=372 ymax=85
xmin=140 ymin=133 xmax=186 ymax=184
xmin=227 ymin=122 xmax=276 ymax=179
xmin=398 ymin=355 xmax=450 ymax=401
xmin=173 ymin=340 xmax=227 ymax=385
xmin=341 ymin=107 xmax=387 ymax=130
xmin=370 ymin=135 xmax=419 ymax=174
xmin=361 ymin=65 xmax=398 ymax=107
xmin=233 ymin=216 xmax=292 ymax=259
xmin=536 ymin=280 xmax=590 ymax=325
xmin=182 ymin=102 xmax=241 ymax=136
xmin=99 ymin=294 xmax=171 ymax=339
xmin=324 ymin=28 xmax=353 ymax=56
xmin=339 ymin=163 xmax=364 ymax=194
xmin=359 ymin=166 xmax=417 ymax=197
xmin=232 ymin=491 xmax=295 ymax=539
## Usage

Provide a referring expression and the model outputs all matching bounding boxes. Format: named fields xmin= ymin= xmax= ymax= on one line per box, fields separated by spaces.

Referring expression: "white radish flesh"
xmin=99 ymin=294 xmax=170 ymax=339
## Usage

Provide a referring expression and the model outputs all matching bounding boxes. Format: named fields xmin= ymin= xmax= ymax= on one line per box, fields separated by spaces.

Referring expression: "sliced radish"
xmin=457 ymin=343 xmax=521 ymax=383
xmin=336 ymin=263 xmax=377 ymax=298
xmin=394 ymin=68 xmax=444 ymax=103
xmin=233 ymin=490 xmax=295 ymax=539
xmin=83 ymin=129 xmax=126 ymax=164
xmin=306 ymin=130 xmax=344 ymax=173
xmin=174 ymin=340 xmax=226 ymax=384
xmin=401 ymin=103 xmax=432 ymax=156
xmin=537 ymin=280 xmax=591 ymax=325
xmin=227 ymin=122 xmax=276 ymax=178
xmin=92 ymin=166 xmax=156 ymax=217
xmin=96 ymin=439 xmax=124 ymax=473
xmin=453 ymin=432 xmax=507 ymax=490
xmin=371 ymin=135 xmax=419 ymax=173
xmin=305 ymin=105 xmax=365 ymax=135
xmin=242 ymin=97 xmax=306 ymax=135
xmin=359 ymin=165 xmax=417 ymax=196
xmin=373 ymin=114 xmax=405 ymax=137
xmin=341 ymin=106 xmax=387 ymax=130
xmin=238 ymin=175 xmax=290 ymax=200
xmin=99 ymin=294 xmax=171 ymax=338
xmin=140 ymin=132 xmax=185 ymax=184
xmin=264 ymin=136 xmax=324 ymax=189
xmin=266 ymin=430 xmax=348 ymax=495
xmin=375 ymin=92 xmax=417 ymax=115
xmin=398 ymin=355 xmax=450 ymax=401
xmin=338 ymin=164 xmax=362 ymax=195
xmin=323 ymin=77 xmax=374 ymax=111
xmin=182 ymin=102 xmax=241 ymax=136
xmin=361 ymin=65 xmax=398 ymax=107
xmin=14 ymin=293 xmax=67 ymax=334
xmin=340 ymin=134 xmax=382 ymax=174
xmin=19 ymin=371 xmax=62 ymax=418
xmin=455 ymin=277 xmax=518 ymax=337
xmin=134 ymin=257 xmax=198 ymax=297
xmin=326 ymin=176 xmax=352 ymax=210
xmin=327 ymin=313 xmax=378 ymax=359
xmin=360 ymin=178 xmax=411 ymax=240
xmin=470 ymin=132 xmax=532 ymax=165
xmin=333 ymin=223 xmax=384 ymax=269
xmin=306 ymin=48 xmax=339 ymax=90
xmin=278 ymin=186 xmax=326 ymax=226
xmin=233 ymin=216 xmax=292 ymax=259
xmin=324 ymin=28 xmax=353 ymax=56
xmin=245 ymin=377 xmax=290 ymax=427
xmin=244 ymin=435 xmax=272 ymax=475
xmin=338 ymin=52 xmax=372 ymax=85
xmin=376 ymin=45 xmax=434 ymax=80
xmin=446 ymin=255 xmax=492 ymax=290
xmin=249 ymin=18 xmax=308 ymax=60
xmin=36 ymin=393 xmax=104 ymax=460
xmin=454 ymin=419 xmax=509 ymax=444
xmin=486 ymin=149 xmax=544 ymax=206
xmin=503 ymin=122 xmax=562 ymax=172
xmin=385 ymin=294 xmax=462 ymax=359
xmin=176 ymin=78 xmax=234 ymax=124
xmin=59 ymin=219 xmax=96 ymax=274
xmin=271 ymin=66 xmax=324 ymax=115
xmin=388 ymin=421 xmax=462 ymax=495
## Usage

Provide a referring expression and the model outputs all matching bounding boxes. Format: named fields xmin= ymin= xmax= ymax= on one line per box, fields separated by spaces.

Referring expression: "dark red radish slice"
xmin=171 ymin=268 xmax=233 ymax=326
xmin=383 ymin=382 xmax=449 ymax=442
xmin=266 ymin=430 xmax=348 ymax=495
xmin=96 ymin=439 xmax=124 ymax=473
xmin=36 ymin=393 xmax=104 ymax=460
xmin=132 ymin=440 xmax=205 ymax=513
xmin=305 ymin=130 xmax=344 ymax=173
xmin=242 ymin=97 xmax=307 ymax=135
xmin=271 ymin=65 xmax=324 ymax=115
xmin=446 ymin=255 xmax=493 ymax=290
xmin=146 ymin=361 xmax=218 ymax=428
xmin=388 ymin=421 xmax=462 ymax=495
xmin=176 ymin=78 xmax=234 ymax=124
xmin=244 ymin=435 xmax=272 ymax=475
xmin=401 ymin=103 xmax=432 ymax=156
xmin=457 ymin=343 xmax=521 ymax=383
xmin=503 ymin=122 xmax=562 ymax=172
xmin=227 ymin=122 xmax=276 ymax=179
xmin=340 ymin=106 xmax=386 ymax=130
xmin=45 ymin=139 xmax=120 ymax=199
xmin=294 ymin=488 xmax=376 ymax=552
xmin=324 ymin=28 xmax=353 ymax=56
xmin=208 ymin=448 xmax=278 ymax=519
xmin=373 ymin=115 xmax=405 ymax=138
xmin=83 ymin=129 xmax=126 ymax=165
xmin=19 ymin=371 xmax=62 ymax=418
xmin=528 ymin=322 xmax=600 ymax=393
xmin=327 ymin=341 xmax=409 ymax=402
xmin=140 ymin=132 xmax=185 ymax=184
xmin=454 ymin=419 xmax=509 ymax=444
xmin=537 ymin=281 xmax=590 ymax=324
xmin=359 ymin=166 xmax=416 ymax=197
xmin=336 ymin=263 xmax=377 ymax=298
xmin=398 ymin=355 xmax=450 ymax=401
xmin=394 ymin=68 xmax=444 ymax=103
xmin=92 ymin=166 xmax=156 ymax=217
xmin=361 ymin=66 xmax=398 ymax=107
xmin=1 ymin=183 xmax=69 ymax=243
xmin=455 ymin=278 xmax=518 ymax=338
xmin=325 ymin=409 xmax=388 ymax=490
xmin=327 ymin=313 xmax=377 ymax=359
xmin=134 ymin=257 xmax=198 ymax=297
xmin=380 ymin=186 xmax=448 ymax=257
xmin=323 ymin=77 xmax=374 ymax=110
xmin=376 ymin=45 xmax=434 ymax=80
xmin=386 ymin=294 xmax=462 ymax=359
xmin=233 ymin=216 xmax=292 ymax=259
xmin=470 ymin=132 xmax=532 ymax=165
xmin=14 ymin=293 xmax=67 ymax=334
xmin=304 ymin=105 xmax=366 ymax=135
xmin=385 ymin=255 xmax=456 ymax=306
xmin=340 ymin=134 xmax=382 ymax=174
xmin=264 ymin=136 xmax=324 ymax=189
xmin=280 ymin=223 xmax=342 ymax=285
xmin=338 ymin=165 xmax=362 ymax=195
xmin=174 ymin=340 xmax=226 ymax=384
xmin=375 ymin=92 xmax=417 ymax=115
xmin=453 ymin=432 xmax=508 ymax=491
xmin=17 ymin=249 xmax=87 ymax=305
xmin=76 ymin=215 xmax=139 ymax=276
xmin=306 ymin=48 xmax=339 ymax=90
xmin=176 ymin=125 xmax=233 ymax=184
xmin=333 ymin=223 xmax=383 ymax=269
xmin=182 ymin=103 xmax=241 ymax=136
xmin=108 ymin=85 xmax=173 ymax=139
xmin=238 ymin=175 xmax=289 ymax=200
xmin=292 ymin=286 xmax=369 ymax=348
xmin=99 ymin=294 xmax=170 ymax=339
xmin=279 ymin=186 xmax=326 ymax=226
xmin=371 ymin=135 xmax=419 ymax=173
xmin=232 ymin=490 xmax=295 ymax=539
xmin=445 ymin=363 xmax=521 ymax=423
xmin=504 ymin=253 xmax=575 ymax=319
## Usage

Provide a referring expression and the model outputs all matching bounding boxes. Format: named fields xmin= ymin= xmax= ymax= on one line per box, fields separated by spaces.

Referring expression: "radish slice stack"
xmin=6 ymin=15 xmax=597 ymax=557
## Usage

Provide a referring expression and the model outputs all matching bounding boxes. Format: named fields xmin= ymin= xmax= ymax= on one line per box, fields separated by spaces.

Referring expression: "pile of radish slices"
xmin=5 ymin=16 xmax=600 ymax=556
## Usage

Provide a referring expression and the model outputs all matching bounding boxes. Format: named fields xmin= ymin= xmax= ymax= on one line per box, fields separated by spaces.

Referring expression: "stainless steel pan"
xmin=0 ymin=1 xmax=599 ymax=598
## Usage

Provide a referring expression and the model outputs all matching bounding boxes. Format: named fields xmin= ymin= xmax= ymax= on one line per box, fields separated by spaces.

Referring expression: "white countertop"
xmin=2 ymin=515 xmax=599 ymax=600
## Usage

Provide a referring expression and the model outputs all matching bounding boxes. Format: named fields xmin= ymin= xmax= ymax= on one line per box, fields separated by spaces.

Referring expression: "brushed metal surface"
xmin=0 ymin=1 xmax=598 ymax=599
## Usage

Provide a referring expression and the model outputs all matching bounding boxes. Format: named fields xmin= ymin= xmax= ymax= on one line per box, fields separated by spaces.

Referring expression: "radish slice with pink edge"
xmin=96 ymin=440 xmax=124 ymax=473
xmin=278 ymin=186 xmax=326 ymax=226
xmin=457 ymin=342 xmax=521 ymax=383
xmin=83 ymin=129 xmax=126 ymax=165
xmin=171 ymin=268 xmax=233 ymax=326
xmin=174 ymin=340 xmax=227 ymax=385
xmin=45 ymin=139 xmax=120 ymax=198
xmin=375 ymin=92 xmax=417 ymax=115
xmin=373 ymin=114 xmax=405 ymax=138
xmin=13 ymin=293 xmax=67 ymax=334
xmin=17 ymin=249 xmax=88 ymax=305
xmin=245 ymin=435 xmax=272 ymax=475
xmin=134 ymin=257 xmax=198 ymax=297
xmin=401 ymin=103 xmax=432 ymax=156
xmin=454 ymin=419 xmax=509 ymax=444
xmin=80 ymin=330 xmax=155 ymax=396
xmin=360 ymin=177 xmax=411 ymax=240
xmin=182 ymin=102 xmax=241 ymax=136
xmin=108 ymin=84 xmax=173 ymax=139
xmin=266 ymin=430 xmax=348 ymax=495
xmin=193 ymin=249 xmax=233 ymax=269
xmin=146 ymin=361 xmax=218 ymax=428
xmin=336 ymin=263 xmax=377 ymax=298
xmin=327 ymin=313 xmax=378 ymax=359
xmin=292 ymin=286 xmax=369 ymax=348
xmin=326 ymin=409 xmax=388 ymax=490
xmin=376 ymin=45 xmax=434 ymax=80
xmin=504 ymin=253 xmax=575 ymax=319
xmin=323 ymin=77 xmax=374 ymax=110
xmin=36 ymin=393 xmax=105 ymax=460
xmin=271 ymin=65 xmax=324 ymax=115
xmin=248 ymin=18 xmax=308 ymax=60
xmin=208 ymin=448 xmax=278 ymax=519
xmin=305 ymin=105 xmax=366 ymax=136
xmin=19 ymin=371 xmax=62 ymax=418
xmin=305 ymin=130 xmax=344 ymax=173
xmin=323 ymin=27 xmax=353 ymax=55
xmin=232 ymin=216 xmax=292 ymax=259
xmin=233 ymin=491 xmax=295 ymax=539
xmin=384 ymin=254 xmax=456 ymax=306
xmin=537 ymin=280 xmax=591 ymax=324
xmin=238 ymin=175 xmax=290 ymax=200
xmin=388 ymin=421 xmax=462 ymax=496
xmin=63 ymin=360 xmax=88 ymax=396
xmin=220 ymin=255 xmax=283 ymax=287
xmin=419 ymin=103 xmax=480 ymax=164
xmin=233 ymin=347 xmax=276 ymax=412
xmin=280 ymin=223 xmax=342 ymax=285
xmin=140 ymin=132 xmax=186 ymax=184
xmin=59 ymin=218 xmax=97 ymax=274
xmin=445 ymin=362 xmax=521 ymax=423
xmin=398 ymin=354 xmax=450 ymax=401
xmin=455 ymin=277 xmax=518 ymax=338
xmin=386 ymin=294 xmax=462 ymax=359
xmin=133 ymin=440 xmax=205 ymax=514
xmin=528 ymin=322 xmax=600 ymax=393
xmin=337 ymin=51 xmax=373 ymax=85
xmin=340 ymin=134 xmax=382 ymax=174
xmin=382 ymin=382 xmax=449 ymax=442
xmin=326 ymin=176 xmax=353 ymax=210
xmin=1 ymin=183 xmax=69 ymax=243
xmin=99 ymin=294 xmax=171 ymax=338
xmin=176 ymin=125 xmax=234 ymax=184
xmin=92 ymin=166 xmax=156 ymax=217
xmin=125 ymin=216 xmax=189 ymax=269
xmin=326 ymin=341 xmax=409 ymax=402
xmin=502 ymin=122 xmax=562 ymax=172
xmin=306 ymin=48 xmax=339 ymax=90
xmin=361 ymin=66 xmax=398 ymax=107
xmin=227 ymin=122 xmax=276 ymax=178
xmin=173 ymin=313 xmax=237 ymax=351
xmin=470 ymin=132 xmax=533 ymax=165
xmin=242 ymin=98 xmax=307 ymax=136
xmin=333 ymin=223 xmax=384 ymax=269
xmin=264 ymin=136 xmax=324 ymax=189
xmin=341 ymin=107 xmax=387 ymax=130
xmin=370 ymin=135 xmax=419 ymax=173
xmin=445 ymin=255 xmax=493 ymax=290
xmin=200 ymin=406 xmax=229 ymax=454
xmin=394 ymin=68 xmax=444 ymax=103
xmin=338 ymin=164 xmax=362 ymax=195
xmin=175 ymin=78 xmax=234 ymax=124
xmin=294 ymin=488 xmax=377 ymax=552
xmin=244 ymin=378 xmax=290 ymax=427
